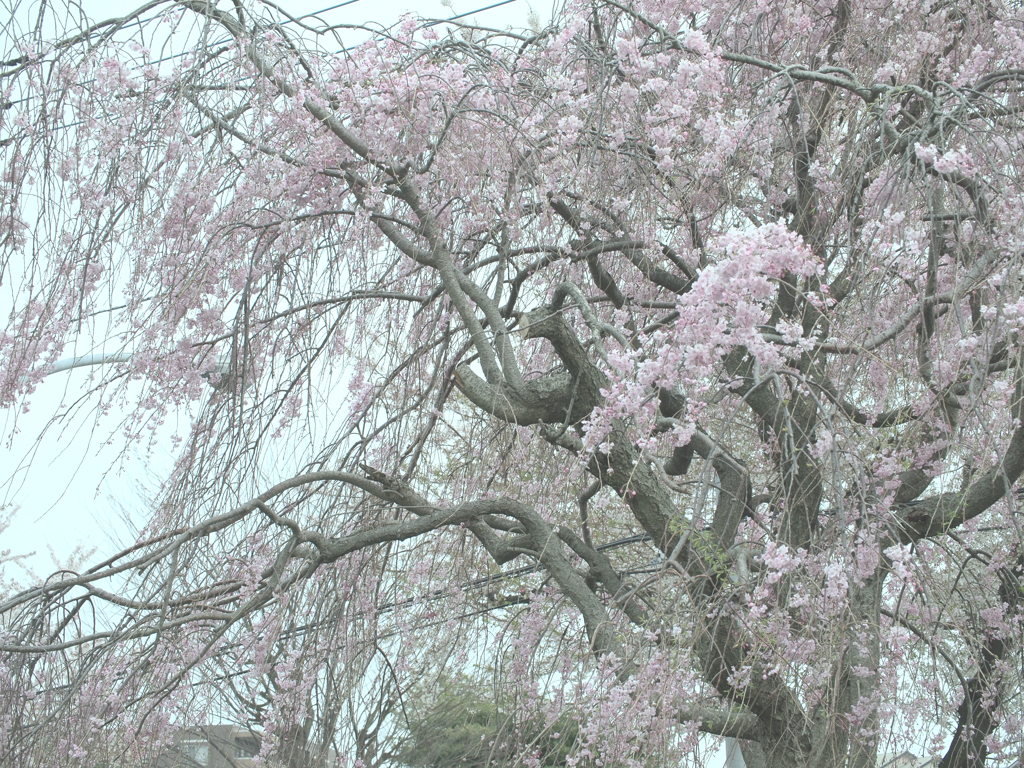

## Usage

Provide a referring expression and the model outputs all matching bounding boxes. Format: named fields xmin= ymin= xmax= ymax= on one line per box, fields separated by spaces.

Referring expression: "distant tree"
xmin=2 ymin=1 xmax=1024 ymax=767
xmin=395 ymin=676 xmax=577 ymax=768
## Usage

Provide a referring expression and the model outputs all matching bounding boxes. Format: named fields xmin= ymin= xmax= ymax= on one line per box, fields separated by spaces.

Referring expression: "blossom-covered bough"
xmin=2 ymin=1 xmax=1024 ymax=766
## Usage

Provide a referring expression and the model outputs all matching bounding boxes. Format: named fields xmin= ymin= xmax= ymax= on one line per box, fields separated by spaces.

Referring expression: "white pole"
xmin=44 ymin=353 xmax=134 ymax=376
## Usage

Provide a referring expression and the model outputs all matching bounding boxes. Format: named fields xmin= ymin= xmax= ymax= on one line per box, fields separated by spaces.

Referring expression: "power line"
xmin=426 ymin=0 xmax=521 ymax=24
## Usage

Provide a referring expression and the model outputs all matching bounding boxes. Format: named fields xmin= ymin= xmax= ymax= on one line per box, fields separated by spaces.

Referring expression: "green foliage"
xmin=395 ymin=678 xmax=577 ymax=768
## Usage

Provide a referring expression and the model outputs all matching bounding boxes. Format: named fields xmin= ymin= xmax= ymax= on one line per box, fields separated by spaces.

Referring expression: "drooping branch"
xmin=898 ymin=348 xmax=1024 ymax=542
xmin=939 ymin=556 xmax=1024 ymax=768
